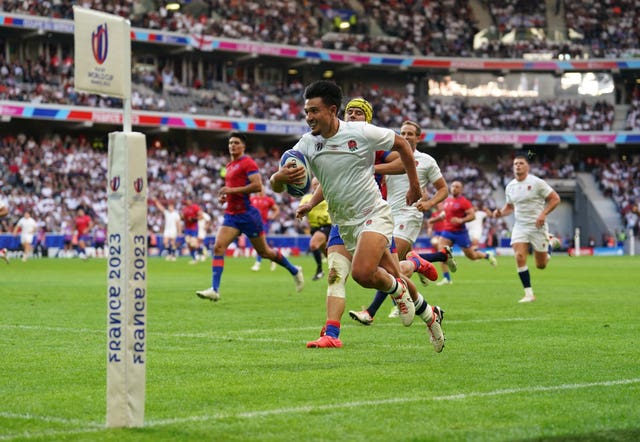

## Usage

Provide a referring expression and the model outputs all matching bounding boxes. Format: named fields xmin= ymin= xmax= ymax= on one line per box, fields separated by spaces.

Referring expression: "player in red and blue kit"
xmin=74 ymin=207 xmax=93 ymax=259
xmin=181 ymin=199 xmax=201 ymax=262
xmin=196 ymin=132 xmax=303 ymax=302
xmin=435 ymin=180 xmax=497 ymax=285
xmin=249 ymin=190 xmax=280 ymax=271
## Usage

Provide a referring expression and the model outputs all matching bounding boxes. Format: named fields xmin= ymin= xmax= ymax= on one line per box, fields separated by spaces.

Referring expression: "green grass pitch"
xmin=1 ymin=254 xmax=639 ymax=441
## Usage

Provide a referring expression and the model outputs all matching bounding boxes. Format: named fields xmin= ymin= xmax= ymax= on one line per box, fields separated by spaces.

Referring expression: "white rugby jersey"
xmin=17 ymin=216 xmax=38 ymax=235
xmin=386 ymin=150 xmax=442 ymax=212
xmin=292 ymin=120 xmax=395 ymax=226
xmin=164 ymin=209 xmax=181 ymax=236
xmin=505 ymin=173 xmax=554 ymax=228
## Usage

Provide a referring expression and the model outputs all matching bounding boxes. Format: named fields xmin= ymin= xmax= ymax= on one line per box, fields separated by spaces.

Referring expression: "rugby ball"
xmin=279 ymin=149 xmax=311 ymax=197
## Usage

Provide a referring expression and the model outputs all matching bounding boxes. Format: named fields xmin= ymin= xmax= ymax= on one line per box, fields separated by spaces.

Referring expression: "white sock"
xmin=414 ymin=294 xmax=433 ymax=323
xmin=386 ymin=275 xmax=401 ymax=296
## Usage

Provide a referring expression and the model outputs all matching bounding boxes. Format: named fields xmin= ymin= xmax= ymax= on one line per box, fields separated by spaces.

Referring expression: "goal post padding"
xmin=106 ymin=131 xmax=147 ymax=428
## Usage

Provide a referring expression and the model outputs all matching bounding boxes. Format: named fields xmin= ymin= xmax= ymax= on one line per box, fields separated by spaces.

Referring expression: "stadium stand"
xmin=0 ymin=1 xmax=638 ymax=254
xmin=1 ymin=0 xmax=638 ymax=58
xmin=0 ymin=57 xmax=619 ymax=131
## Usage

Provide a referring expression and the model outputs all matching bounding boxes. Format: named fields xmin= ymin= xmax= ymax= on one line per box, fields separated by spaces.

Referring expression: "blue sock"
xmin=518 ymin=267 xmax=531 ymax=288
xmin=211 ymin=255 xmax=224 ymax=291
xmin=256 ymin=255 xmax=262 ymax=263
xmin=420 ymin=251 xmax=445 ymax=263
xmin=443 ymin=271 xmax=451 ymax=281
xmin=325 ymin=320 xmax=340 ymax=338
xmin=407 ymin=255 xmax=421 ymax=271
xmin=367 ymin=290 xmax=388 ymax=318
xmin=273 ymin=250 xmax=298 ymax=274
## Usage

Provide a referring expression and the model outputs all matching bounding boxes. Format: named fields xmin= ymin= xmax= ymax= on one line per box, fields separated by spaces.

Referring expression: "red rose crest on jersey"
xmin=348 ymin=140 xmax=357 ymax=151
xmin=365 ymin=219 xmax=372 ymax=226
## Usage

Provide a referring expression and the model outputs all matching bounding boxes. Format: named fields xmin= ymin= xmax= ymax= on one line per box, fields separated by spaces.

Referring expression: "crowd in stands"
xmin=593 ymin=156 xmax=640 ymax=237
xmin=3 ymin=132 xmax=637 ymax=258
xmin=0 ymin=133 xmax=311 ymax=244
xmin=0 ymin=54 xmax=617 ymax=132
xmin=0 ymin=1 xmax=638 ymax=253
xmin=357 ymin=0 xmax=478 ymax=57
xmin=1 ymin=0 xmax=638 ymax=59
xmin=564 ymin=0 xmax=640 ymax=58
xmin=425 ymin=98 xmax=615 ymax=131
xmin=484 ymin=0 xmax=547 ymax=33
xmin=624 ymin=85 xmax=640 ymax=131
xmin=0 ymin=132 xmax=515 ymax=241
xmin=1 ymin=0 xmax=634 ymax=132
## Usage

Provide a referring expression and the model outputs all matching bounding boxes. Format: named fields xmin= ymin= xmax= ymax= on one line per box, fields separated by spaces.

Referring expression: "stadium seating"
xmin=1 ymin=0 xmax=638 ymax=58
xmin=0 ymin=1 xmax=637 ymax=249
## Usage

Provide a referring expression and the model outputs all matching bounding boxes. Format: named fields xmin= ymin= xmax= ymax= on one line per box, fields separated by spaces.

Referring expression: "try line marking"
xmin=0 ymin=316 xmax=540 ymax=336
xmin=1 ymin=377 xmax=638 ymax=440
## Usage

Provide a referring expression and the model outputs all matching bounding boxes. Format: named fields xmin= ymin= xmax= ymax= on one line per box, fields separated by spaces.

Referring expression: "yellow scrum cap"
xmin=345 ymin=98 xmax=373 ymax=123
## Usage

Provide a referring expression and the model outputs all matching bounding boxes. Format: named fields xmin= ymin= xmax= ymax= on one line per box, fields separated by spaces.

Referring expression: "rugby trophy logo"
xmin=133 ymin=177 xmax=144 ymax=193
xmin=110 ymin=175 xmax=120 ymax=192
xmin=92 ymin=23 xmax=109 ymax=65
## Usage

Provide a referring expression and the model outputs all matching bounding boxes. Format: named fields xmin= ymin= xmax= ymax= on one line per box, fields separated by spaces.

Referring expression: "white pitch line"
xmin=0 ymin=317 xmax=548 ymax=348
xmin=0 ymin=413 xmax=103 ymax=441
xmin=0 ymin=412 xmax=102 ymax=427
xmin=2 ymin=377 xmax=637 ymax=441
xmin=0 ymin=316 xmax=540 ymax=338
xmin=145 ymin=377 xmax=640 ymax=426
xmin=0 ymin=427 xmax=104 ymax=441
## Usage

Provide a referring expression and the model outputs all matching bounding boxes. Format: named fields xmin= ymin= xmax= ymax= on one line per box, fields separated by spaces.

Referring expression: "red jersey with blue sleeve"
xmin=182 ymin=204 xmax=200 ymax=231
xmin=374 ymin=150 xmax=391 ymax=200
xmin=442 ymin=196 xmax=473 ymax=233
xmin=225 ymin=155 xmax=260 ymax=215
xmin=250 ymin=194 xmax=276 ymax=223
xmin=75 ymin=215 xmax=92 ymax=236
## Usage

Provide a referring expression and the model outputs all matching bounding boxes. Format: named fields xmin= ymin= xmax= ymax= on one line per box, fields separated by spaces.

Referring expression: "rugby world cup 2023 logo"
xmin=110 ymin=175 xmax=120 ymax=192
xmin=92 ymin=23 xmax=109 ymax=65
xmin=133 ymin=177 xmax=144 ymax=194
